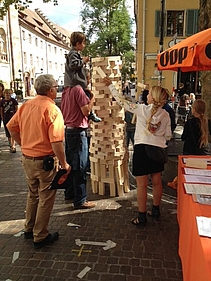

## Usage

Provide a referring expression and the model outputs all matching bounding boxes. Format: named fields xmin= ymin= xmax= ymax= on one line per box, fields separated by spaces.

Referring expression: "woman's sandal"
xmin=131 ymin=215 xmax=147 ymax=225
xmin=147 ymin=207 xmax=160 ymax=220
xmin=10 ymin=147 xmax=16 ymax=153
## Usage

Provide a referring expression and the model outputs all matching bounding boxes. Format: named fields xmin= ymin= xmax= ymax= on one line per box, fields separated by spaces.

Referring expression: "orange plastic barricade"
xmin=177 ymin=155 xmax=211 ymax=281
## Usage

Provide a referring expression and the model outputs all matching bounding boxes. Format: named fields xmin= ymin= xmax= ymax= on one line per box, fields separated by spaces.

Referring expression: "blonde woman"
xmin=182 ymin=99 xmax=211 ymax=155
xmin=104 ymin=78 xmax=171 ymax=225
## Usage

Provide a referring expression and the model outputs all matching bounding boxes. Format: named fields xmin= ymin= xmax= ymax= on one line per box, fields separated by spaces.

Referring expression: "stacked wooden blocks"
xmin=89 ymin=56 xmax=130 ymax=197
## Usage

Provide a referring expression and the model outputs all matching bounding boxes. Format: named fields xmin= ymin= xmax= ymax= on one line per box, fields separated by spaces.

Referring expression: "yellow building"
xmin=134 ymin=0 xmax=199 ymax=95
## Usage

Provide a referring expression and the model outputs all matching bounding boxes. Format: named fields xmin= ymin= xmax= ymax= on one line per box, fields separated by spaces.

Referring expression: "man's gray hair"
xmin=34 ymin=74 xmax=55 ymax=95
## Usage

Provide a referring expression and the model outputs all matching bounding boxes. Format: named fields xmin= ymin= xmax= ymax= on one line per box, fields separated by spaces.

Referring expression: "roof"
xmin=18 ymin=8 xmax=71 ymax=47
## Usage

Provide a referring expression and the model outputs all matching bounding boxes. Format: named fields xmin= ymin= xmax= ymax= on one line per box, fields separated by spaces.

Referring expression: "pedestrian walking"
xmin=0 ymin=82 xmax=4 ymax=128
xmin=0 ymin=88 xmax=18 ymax=152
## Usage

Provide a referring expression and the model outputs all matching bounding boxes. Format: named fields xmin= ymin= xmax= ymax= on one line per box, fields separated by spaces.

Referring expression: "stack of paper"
xmin=183 ymin=158 xmax=211 ymax=169
xmin=192 ymin=194 xmax=211 ymax=205
xmin=196 ymin=216 xmax=211 ymax=238
xmin=183 ymin=168 xmax=211 ymax=196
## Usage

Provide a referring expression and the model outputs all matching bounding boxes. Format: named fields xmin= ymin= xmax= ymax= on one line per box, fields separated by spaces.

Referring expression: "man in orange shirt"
xmin=7 ymin=74 xmax=70 ymax=249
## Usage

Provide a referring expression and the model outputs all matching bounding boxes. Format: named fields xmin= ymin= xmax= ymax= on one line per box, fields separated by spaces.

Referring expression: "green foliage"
xmin=121 ymin=50 xmax=135 ymax=82
xmin=0 ymin=0 xmax=58 ymax=17
xmin=81 ymin=0 xmax=133 ymax=56
xmin=0 ymin=0 xmax=135 ymax=82
xmin=80 ymin=0 xmax=135 ymax=82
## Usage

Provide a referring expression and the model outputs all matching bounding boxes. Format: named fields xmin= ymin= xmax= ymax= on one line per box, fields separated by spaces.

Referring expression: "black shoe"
xmin=88 ymin=112 xmax=102 ymax=122
xmin=147 ymin=205 xmax=160 ymax=220
xmin=33 ymin=232 xmax=59 ymax=249
xmin=91 ymin=116 xmax=102 ymax=122
xmin=24 ymin=231 xmax=33 ymax=239
xmin=131 ymin=212 xmax=147 ymax=225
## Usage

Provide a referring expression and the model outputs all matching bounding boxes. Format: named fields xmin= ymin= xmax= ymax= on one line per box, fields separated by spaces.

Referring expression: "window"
xmin=48 ymin=44 xmax=51 ymax=52
xmin=23 ymin=52 xmax=27 ymax=64
xmin=40 ymin=40 xmax=43 ymax=49
xmin=61 ymin=64 xmax=63 ymax=71
xmin=60 ymin=49 xmax=62 ymax=56
xmin=54 ymin=46 xmax=57 ymax=54
xmin=49 ymin=61 xmax=52 ymax=70
xmin=55 ymin=62 xmax=57 ymax=70
xmin=30 ymin=54 xmax=33 ymax=66
xmin=155 ymin=9 xmax=198 ymax=38
xmin=166 ymin=11 xmax=184 ymax=36
xmin=36 ymin=56 xmax=39 ymax=68
xmin=41 ymin=58 xmax=44 ymax=68
xmin=22 ymin=30 xmax=25 ymax=40
xmin=28 ymin=34 xmax=32 ymax=44
xmin=186 ymin=10 xmax=199 ymax=36
xmin=35 ymin=37 xmax=38 ymax=47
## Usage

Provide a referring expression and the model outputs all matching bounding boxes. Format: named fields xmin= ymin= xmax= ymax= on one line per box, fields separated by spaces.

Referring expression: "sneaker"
xmin=74 ymin=201 xmax=95 ymax=210
xmin=33 ymin=232 xmax=59 ymax=249
xmin=24 ymin=231 xmax=33 ymax=239
xmin=88 ymin=112 xmax=102 ymax=122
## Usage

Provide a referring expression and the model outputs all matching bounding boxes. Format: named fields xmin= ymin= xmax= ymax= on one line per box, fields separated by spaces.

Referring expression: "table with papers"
xmin=177 ymin=155 xmax=211 ymax=281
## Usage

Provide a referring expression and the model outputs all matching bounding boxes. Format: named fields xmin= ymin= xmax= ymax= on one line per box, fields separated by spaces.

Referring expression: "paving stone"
xmin=0 ymin=127 xmax=183 ymax=281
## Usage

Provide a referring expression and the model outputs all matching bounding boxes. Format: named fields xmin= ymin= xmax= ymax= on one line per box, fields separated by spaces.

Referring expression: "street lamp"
xmin=158 ymin=0 xmax=166 ymax=86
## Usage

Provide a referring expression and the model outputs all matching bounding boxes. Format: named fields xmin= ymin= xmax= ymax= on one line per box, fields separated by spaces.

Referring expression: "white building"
xmin=0 ymin=6 xmax=71 ymax=97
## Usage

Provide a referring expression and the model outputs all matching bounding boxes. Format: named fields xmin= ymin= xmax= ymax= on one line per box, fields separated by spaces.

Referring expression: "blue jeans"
xmin=64 ymin=128 xmax=88 ymax=207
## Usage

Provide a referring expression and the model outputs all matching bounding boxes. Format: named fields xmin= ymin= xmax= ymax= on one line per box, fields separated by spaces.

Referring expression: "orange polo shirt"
xmin=7 ymin=95 xmax=64 ymax=157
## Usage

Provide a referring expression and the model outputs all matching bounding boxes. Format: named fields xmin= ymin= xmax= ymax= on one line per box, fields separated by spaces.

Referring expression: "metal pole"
xmin=8 ymin=7 xmax=15 ymax=81
xmin=158 ymin=0 xmax=165 ymax=86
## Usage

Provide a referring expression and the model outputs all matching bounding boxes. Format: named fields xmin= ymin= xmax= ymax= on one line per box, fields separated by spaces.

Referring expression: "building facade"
xmin=134 ymin=0 xmax=199 ymax=95
xmin=0 ymin=6 xmax=71 ymax=97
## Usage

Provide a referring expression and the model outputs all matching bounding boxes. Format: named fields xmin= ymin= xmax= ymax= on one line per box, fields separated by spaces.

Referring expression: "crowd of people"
xmin=1 ymin=31 xmax=210 ymax=249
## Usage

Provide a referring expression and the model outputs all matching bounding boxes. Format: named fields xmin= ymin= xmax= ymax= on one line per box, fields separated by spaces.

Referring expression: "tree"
xmin=0 ymin=0 xmax=57 ymax=17
xmin=198 ymin=0 xmax=211 ymax=120
xmin=0 ymin=0 xmax=135 ymax=82
xmin=121 ymin=50 xmax=135 ymax=82
xmin=80 ymin=0 xmax=135 ymax=81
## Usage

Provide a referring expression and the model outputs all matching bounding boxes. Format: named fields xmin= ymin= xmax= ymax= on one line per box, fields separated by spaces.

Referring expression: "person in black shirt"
xmin=181 ymin=99 xmax=211 ymax=155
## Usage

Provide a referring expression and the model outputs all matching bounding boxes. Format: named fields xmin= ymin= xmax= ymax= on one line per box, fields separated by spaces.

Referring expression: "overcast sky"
xmin=28 ymin=0 xmax=135 ymax=34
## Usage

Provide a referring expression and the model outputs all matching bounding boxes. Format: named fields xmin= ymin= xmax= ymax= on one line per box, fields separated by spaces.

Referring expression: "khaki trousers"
xmin=22 ymin=156 xmax=58 ymax=242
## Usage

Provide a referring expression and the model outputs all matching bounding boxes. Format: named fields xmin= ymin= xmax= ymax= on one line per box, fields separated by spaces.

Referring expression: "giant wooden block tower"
xmin=89 ymin=56 xmax=130 ymax=197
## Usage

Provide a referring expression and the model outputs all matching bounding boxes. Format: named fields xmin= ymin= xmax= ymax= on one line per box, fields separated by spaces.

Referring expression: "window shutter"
xmin=186 ymin=9 xmax=199 ymax=36
xmin=155 ymin=10 xmax=161 ymax=37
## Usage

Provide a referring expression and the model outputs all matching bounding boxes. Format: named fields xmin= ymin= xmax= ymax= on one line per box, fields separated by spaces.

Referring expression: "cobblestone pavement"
xmin=0 ymin=127 xmax=182 ymax=281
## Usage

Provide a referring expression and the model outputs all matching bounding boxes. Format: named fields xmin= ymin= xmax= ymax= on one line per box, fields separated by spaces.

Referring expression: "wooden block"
xmin=89 ymin=156 xmax=98 ymax=163
xmin=109 ymin=183 xmax=116 ymax=197
xmin=101 ymin=177 xmax=115 ymax=184
xmin=99 ymin=182 xmax=105 ymax=195
xmin=91 ymin=180 xmax=99 ymax=194
xmin=95 ymin=67 xmax=107 ymax=78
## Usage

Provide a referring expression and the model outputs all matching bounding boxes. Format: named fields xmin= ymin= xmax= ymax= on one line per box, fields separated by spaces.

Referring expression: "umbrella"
xmin=157 ymin=28 xmax=211 ymax=72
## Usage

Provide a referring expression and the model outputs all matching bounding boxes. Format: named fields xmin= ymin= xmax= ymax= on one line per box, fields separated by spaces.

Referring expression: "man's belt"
xmin=22 ymin=154 xmax=55 ymax=160
xmin=66 ymin=127 xmax=87 ymax=132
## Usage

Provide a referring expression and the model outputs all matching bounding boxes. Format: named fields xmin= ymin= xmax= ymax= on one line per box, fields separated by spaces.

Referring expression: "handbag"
xmin=145 ymin=144 xmax=168 ymax=164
